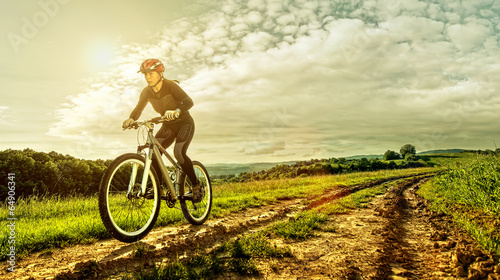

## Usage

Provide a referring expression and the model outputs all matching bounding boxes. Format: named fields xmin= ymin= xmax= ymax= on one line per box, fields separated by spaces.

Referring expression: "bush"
xmin=405 ymin=153 xmax=418 ymax=161
xmin=400 ymin=144 xmax=416 ymax=158
xmin=384 ymin=150 xmax=400 ymax=160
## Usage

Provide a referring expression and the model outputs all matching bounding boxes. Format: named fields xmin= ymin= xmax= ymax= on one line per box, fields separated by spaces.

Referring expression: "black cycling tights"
xmin=152 ymin=120 xmax=197 ymax=185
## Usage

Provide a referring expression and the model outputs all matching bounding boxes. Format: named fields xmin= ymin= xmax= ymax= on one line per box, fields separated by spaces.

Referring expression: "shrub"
xmin=400 ymin=144 xmax=416 ymax=159
xmin=384 ymin=150 xmax=400 ymax=160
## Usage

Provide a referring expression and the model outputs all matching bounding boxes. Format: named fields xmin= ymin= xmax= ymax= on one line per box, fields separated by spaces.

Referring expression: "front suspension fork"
xmin=126 ymin=147 xmax=154 ymax=198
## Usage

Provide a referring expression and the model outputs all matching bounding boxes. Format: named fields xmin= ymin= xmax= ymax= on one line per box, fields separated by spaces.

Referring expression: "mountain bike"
xmin=98 ymin=116 xmax=212 ymax=243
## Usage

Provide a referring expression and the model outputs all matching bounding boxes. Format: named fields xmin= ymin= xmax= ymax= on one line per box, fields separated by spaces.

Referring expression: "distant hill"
xmin=342 ymin=149 xmax=469 ymax=159
xmin=342 ymin=149 xmax=470 ymax=160
xmin=417 ymin=149 xmax=468 ymax=155
xmin=206 ymin=149 xmax=472 ymax=176
xmin=206 ymin=161 xmax=296 ymax=176
xmin=345 ymin=154 xmax=383 ymax=160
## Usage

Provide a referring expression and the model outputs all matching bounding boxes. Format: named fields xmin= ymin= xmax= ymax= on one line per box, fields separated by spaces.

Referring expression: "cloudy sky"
xmin=1 ymin=0 xmax=499 ymax=164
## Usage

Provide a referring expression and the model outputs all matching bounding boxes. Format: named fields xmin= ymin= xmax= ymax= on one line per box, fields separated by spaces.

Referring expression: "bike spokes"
xmin=179 ymin=161 xmax=212 ymax=225
xmin=99 ymin=154 xmax=161 ymax=242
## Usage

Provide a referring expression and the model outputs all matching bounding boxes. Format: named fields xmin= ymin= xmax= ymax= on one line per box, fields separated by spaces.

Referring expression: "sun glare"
xmin=88 ymin=41 xmax=116 ymax=71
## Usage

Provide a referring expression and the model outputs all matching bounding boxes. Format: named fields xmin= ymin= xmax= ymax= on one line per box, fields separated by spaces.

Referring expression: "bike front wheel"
xmin=179 ymin=161 xmax=212 ymax=225
xmin=98 ymin=153 xmax=161 ymax=243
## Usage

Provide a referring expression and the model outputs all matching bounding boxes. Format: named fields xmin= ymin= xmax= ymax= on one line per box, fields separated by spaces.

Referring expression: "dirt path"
xmin=240 ymin=177 xmax=500 ymax=280
xmin=3 ymin=175 xmax=500 ymax=279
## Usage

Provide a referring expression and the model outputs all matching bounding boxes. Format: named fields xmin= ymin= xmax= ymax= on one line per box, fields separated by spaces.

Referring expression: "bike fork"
xmin=126 ymin=148 xmax=153 ymax=198
xmin=127 ymin=162 xmax=139 ymax=197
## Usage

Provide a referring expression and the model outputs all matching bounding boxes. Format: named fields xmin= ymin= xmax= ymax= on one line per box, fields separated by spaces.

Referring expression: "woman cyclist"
xmin=122 ymin=58 xmax=201 ymax=202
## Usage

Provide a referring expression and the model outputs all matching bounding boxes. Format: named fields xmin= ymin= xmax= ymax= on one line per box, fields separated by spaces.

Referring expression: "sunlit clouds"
xmin=0 ymin=106 xmax=10 ymax=125
xmin=4 ymin=0 xmax=500 ymax=163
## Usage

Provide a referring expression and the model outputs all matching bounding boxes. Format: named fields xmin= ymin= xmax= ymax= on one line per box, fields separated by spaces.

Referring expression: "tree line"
xmin=0 ymin=145 xmax=421 ymax=199
xmin=2 ymin=145 xmax=497 ymax=200
xmin=0 ymin=149 xmax=111 ymax=200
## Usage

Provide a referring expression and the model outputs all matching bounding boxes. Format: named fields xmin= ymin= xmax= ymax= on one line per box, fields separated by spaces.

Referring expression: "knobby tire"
xmin=98 ymin=153 xmax=161 ymax=243
xmin=179 ymin=161 xmax=212 ymax=225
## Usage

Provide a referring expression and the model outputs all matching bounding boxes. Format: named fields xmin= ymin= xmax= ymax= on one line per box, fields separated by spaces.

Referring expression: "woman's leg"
xmin=173 ymin=122 xmax=197 ymax=184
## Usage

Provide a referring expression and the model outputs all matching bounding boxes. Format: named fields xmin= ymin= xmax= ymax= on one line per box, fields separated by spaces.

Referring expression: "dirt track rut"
xmin=3 ymin=174 xmax=500 ymax=279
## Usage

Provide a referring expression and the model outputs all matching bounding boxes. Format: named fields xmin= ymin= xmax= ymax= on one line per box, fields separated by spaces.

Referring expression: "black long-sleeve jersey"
xmin=129 ymin=79 xmax=194 ymax=122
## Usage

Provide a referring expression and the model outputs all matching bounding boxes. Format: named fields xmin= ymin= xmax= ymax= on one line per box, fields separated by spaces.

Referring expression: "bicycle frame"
xmin=130 ymin=120 xmax=184 ymax=201
xmin=100 ymin=116 xmax=211 ymax=243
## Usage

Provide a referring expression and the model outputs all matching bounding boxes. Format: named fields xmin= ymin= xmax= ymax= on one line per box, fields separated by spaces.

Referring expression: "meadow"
xmin=0 ymin=166 xmax=434 ymax=261
xmin=3 ymin=151 xmax=500 ymax=263
xmin=418 ymin=153 xmax=500 ymax=255
xmin=128 ymin=152 xmax=500 ymax=280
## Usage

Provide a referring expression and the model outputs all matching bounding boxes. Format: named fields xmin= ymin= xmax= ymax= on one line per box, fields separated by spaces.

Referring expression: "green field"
xmin=418 ymin=154 xmax=500 ymax=255
xmin=2 ymin=152 xmax=499 ymax=261
xmin=0 ymin=166 xmax=433 ymax=261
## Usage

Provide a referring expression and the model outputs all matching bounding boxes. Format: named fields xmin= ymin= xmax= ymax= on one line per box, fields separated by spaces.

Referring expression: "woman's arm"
xmin=169 ymin=80 xmax=194 ymax=112
xmin=129 ymin=88 xmax=150 ymax=120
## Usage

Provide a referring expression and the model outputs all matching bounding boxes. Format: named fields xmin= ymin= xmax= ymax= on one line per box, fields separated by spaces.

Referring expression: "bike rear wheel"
xmin=98 ymin=153 xmax=161 ymax=243
xmin=179 ymin=161 xmax=212 ymax=225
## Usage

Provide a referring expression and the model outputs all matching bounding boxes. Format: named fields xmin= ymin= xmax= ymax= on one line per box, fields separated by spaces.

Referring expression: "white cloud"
xmin=246 ymin=11 xmax=262 ymax=25
xmin=426 ymin=3 xmax=445 ymax=20
xmin=48 ymin=0 xmax=500 ymax=162
xmin=380 ymin=16 xmax=445 ymax=42
xmin=241 ymin=31 xmax=274 ymax=52
xmin=265 ymin=1 xmax=285 ymax=18
xmin=447 ymin=21 xmax=491 ymax=52
xmin=400 ymin=0 xmax=428 ymax=15
xmin=0 ymin=106 xmax=9 ymax=125
xmin=247 ymin=0 xmax=266 ymax=11
xmin=276 ymin=13 xmax=296 ymax=26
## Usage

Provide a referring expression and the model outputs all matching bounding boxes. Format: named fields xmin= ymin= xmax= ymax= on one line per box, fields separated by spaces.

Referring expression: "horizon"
xmin=1 ymin=146 xmax=478 ymax=166
xmin=1 ymin=1 xmax=499 ymax=165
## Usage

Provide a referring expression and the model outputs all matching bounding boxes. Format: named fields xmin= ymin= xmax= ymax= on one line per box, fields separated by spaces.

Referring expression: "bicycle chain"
xmin=165 ymin=189 xmax=175 ymax=208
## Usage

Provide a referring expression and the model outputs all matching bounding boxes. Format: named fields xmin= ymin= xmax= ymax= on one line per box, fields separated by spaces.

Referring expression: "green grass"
xmin=132 ymin=205 xmax=343 ymax=279
xmin=130 ymin=178 xmax=402 ymax=280
xmin=133 ymin=231 xmax=292 ymax=280
xmin=0 ymin=167 xmax=435 ymax=261
xmin=125 ymin=152 xmax=500 ymax=279
xmin=314 ymin=174 xmax=440 ymax=215
xmin=0 ymin=195 xmax=107 ymax=260
xmin=268 ymin=210 xmax=328 ymax=239
xmin=133 ymin=210 xmax=331 ymax=279
xmin=416 ymin=152 xmax=478 ymax=168
xmin=317 ymin=180 xmax=402 ymax=214
xmin=417 ymin=155 xmax=500 ymax=255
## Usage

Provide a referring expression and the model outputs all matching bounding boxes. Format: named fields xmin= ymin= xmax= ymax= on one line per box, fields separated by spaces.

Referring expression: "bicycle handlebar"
xmin=124 ymin=114 xmax=179 ymax=130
